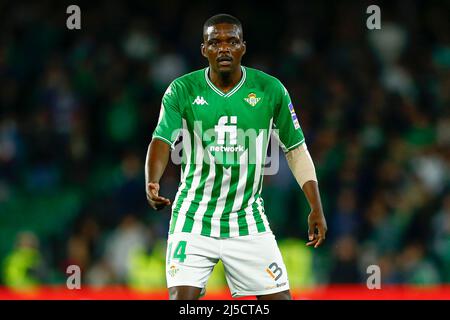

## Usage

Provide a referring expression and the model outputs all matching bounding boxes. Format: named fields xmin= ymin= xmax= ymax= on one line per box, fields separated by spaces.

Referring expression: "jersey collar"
xmin=204 ymin=66 xmax=246 ymax=98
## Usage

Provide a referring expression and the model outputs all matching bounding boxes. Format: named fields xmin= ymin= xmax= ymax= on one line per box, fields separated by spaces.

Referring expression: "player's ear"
xmin=242 ymin=41 xmax=247 ymax=55
xmin=201 ymin=43 xmax=207 ymax=58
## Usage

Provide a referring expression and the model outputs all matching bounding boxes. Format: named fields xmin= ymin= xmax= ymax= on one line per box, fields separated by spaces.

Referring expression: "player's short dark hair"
xmin=203 ymin=14 xmax=243 ymax=38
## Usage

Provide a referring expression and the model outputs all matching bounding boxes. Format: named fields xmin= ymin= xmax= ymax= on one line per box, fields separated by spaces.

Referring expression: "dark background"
xmin=0 ymin=0 xmax=449 ymax=290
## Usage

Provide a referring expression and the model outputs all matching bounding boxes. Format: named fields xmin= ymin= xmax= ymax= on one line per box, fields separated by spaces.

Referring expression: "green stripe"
xmin=237 ymin=164 xmax=251 ymax=236
xmin=168 ymin=175 xmax=184 ymax=234
xmin=169 ymin=163 xmax=194 ymax=234
xmin=260 ymin=198 xmax=269 ymax=231
xmin=238 ymin=208 xmax=249 ymax=236
xmin=257 ymin=164 xmax=265 ymax=194
xmin=253 ymin=197 xmax=266 ymax=233
xmin=169 ymin=215 xmax=178 ymax=234
xmin=242 ymin=164 xmax=256 ymax=207
xmin=201 ymin=166 xmax=224 ymax=237
xmin=220 ymin=166 xmax=240 ymax=237
xmin=169 ymin=131 xmax=195 ymax=234
xmin=181 ymin=163 xmax=210 ymax=233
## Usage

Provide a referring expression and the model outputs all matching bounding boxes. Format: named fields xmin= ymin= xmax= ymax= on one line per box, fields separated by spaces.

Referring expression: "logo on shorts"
xmin=265 ymin=282 xmax=287 ymax=290
xmin=168 ymin=265 xmax=179 ymax=278
xmin=266 ymin=262 xmax=283 ymax=281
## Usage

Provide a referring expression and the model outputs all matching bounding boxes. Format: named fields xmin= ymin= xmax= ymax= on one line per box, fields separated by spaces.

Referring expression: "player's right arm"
xmin=145 ymin=139 xmax=171 ymax=210
xmin=146 ymin=81 xmax=182 ymax=210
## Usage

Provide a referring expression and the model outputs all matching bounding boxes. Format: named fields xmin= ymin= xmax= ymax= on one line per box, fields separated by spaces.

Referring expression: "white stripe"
xmin=268 ymin=118 xmax=274 ymax=145
xmin=174 ymin=125 xmax=204 ymax=233
xmin=171 ymin=120 xmax=190 ymax=232
xmin=258 ymin=197 xmax=271 ymax=232
xmin=229 ymin=150 xmax=249 ymax=237
xmin=152 ymin=135 xmax=173 ymax=147
xmin=258 ymin=118 xmax=273 ymax=194
xmin=286 ymin=138 xmax=305 ymax=151
xmin=232 ymin=150 xmax=248 ymax=212
xmin=193 ymin=123 xmax=204 ymax=166
xmin=271 ymin=128 xmax=288 ymax=153
xmin=244 ymin=121 xmax=272 ymax=234
xmin=191 ymin=147 xmax=216 ymax=234
xmin=247 ymin=131 xmax=264 ymax=205
xmin=228 ymin=211 xmax=239 ymax=238
xmin=244 ymin=205 xmax=258 ymax=234
xmin=209 ymin=166 xmax=232 ymax=237
xmin=170 ymin=120 xmax=191 ymax=216
xmin=241 ymin=131 xmax=264 ymax=234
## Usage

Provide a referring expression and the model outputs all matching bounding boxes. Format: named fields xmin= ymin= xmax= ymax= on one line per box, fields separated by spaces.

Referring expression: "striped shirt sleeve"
xmin=152 ymin=81 xmax=182 ymax=149
xmin=273 ymin=81 xmax=305 ymax=152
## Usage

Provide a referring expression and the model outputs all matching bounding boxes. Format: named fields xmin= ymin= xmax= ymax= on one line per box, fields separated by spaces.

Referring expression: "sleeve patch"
xmin=288 ymin=102 xmax=301 ymax=129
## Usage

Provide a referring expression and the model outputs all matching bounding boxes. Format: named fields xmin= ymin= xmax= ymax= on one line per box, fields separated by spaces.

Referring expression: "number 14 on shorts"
xmin=167 ymin=241 xmax=187 ymax=264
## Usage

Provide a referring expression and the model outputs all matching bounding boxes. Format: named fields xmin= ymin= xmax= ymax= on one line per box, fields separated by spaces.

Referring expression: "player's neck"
xmin=209 ymin=66 xmax=242 ymax=93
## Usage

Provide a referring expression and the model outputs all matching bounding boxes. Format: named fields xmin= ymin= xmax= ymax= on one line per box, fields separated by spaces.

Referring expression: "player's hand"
xmin=306 ymin=209 xmax=327 ymax=248
xmin=146 ymin=182 xmax=171 ymax=210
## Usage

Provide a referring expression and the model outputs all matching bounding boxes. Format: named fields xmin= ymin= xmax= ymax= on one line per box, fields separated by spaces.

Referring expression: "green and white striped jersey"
xmin=153 ymin=66 xmax=305 ymax=238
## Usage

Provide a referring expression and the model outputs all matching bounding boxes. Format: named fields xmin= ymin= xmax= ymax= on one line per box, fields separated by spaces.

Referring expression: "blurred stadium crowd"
xmin=0 ymin=0 xmax=449 ymax=291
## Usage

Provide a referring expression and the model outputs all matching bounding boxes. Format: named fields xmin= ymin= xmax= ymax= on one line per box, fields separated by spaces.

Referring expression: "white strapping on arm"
xmin=285 ymin=143 xmax=318 ymax=189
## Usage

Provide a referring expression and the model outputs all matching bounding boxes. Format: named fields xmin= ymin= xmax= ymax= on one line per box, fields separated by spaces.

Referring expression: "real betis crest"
xmin=244 ymin=93 xmax=261 ymax=107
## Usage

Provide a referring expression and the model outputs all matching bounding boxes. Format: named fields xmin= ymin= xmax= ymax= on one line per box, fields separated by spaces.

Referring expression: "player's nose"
xmin=218 ymin=43 xmax=231 ymax=53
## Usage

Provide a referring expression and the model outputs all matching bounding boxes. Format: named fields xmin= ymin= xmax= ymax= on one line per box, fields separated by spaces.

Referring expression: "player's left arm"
xmin=285 ymin=144 xmax=327 ymax=248
xmin=273 ymin=79 xmax=327 ymax=247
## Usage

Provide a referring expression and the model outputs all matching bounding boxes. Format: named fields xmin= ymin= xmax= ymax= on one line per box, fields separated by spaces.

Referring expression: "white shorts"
xmin=165 ymin=231 xmax=290 ymax=298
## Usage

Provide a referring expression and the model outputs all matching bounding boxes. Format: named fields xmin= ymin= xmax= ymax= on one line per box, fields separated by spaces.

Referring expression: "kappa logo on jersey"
xmin=244 ymin=93 xmax=261 ymax=107
xmin=288 ymin=102 xmax=301 ymax=129
xmin=192 ymin=96 xmax=208 ymax=105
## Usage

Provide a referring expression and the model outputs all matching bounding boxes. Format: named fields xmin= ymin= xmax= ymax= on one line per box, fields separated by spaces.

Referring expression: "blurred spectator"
xmin=396 ymin=242 xmax=441 ymax=285
xmin=329 ymin=236 xmax=361 ymax=283
xmin=431 ymin=195 xmax=450 ymax=282
xmin=103 ymin=214 xmax=151 ymax=283
xmin=150 ymin=45 xmax=188 ymax=90
xmin=86 ymin=257 xmax=116 ymax=287
xmin=330 ymin=188 xmax=361 ymax=241
xmin=0 ymin=114 xmax=22 ymax=185
xmin=377 ymin=253 xmax=401 ymax=284
xmin=411 ymin=147 xmax=448 ymax=194
xmin=114 ymin=151 xmax=147 ymax=222
xmin=2 ymin=232 xmax=47 ymax=289
xmin=60 ymin=235 xmax=90 ymax=278
xmin=122 ymin=20 xmax=159 ymax=61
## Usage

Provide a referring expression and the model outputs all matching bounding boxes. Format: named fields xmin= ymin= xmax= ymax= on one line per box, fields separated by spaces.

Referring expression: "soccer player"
xmin=145 ymin=14 xmax=327 ymax=300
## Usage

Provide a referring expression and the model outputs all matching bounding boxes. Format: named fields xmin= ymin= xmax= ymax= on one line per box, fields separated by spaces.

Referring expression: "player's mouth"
xmin=217 ymin=56 xmax=233 ymax=66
